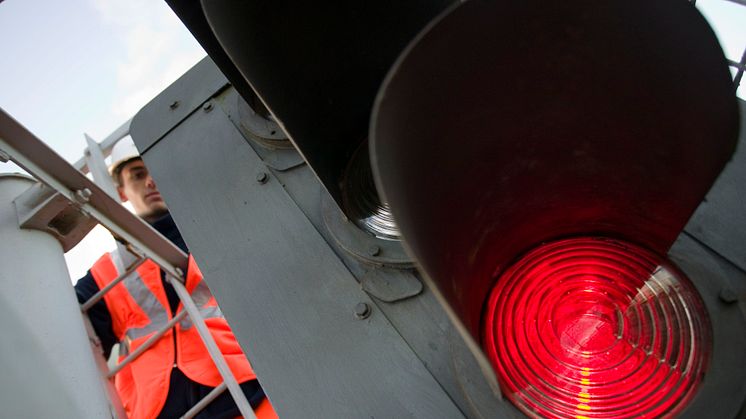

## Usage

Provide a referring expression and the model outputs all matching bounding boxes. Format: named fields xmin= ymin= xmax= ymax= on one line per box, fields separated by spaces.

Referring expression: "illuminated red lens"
xmin=483 ymin=237 xmax=710 ymax=418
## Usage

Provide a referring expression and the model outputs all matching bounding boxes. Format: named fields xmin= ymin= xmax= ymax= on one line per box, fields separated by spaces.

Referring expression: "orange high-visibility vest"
xmin=91 ymin=250 xmax=267 ymax=419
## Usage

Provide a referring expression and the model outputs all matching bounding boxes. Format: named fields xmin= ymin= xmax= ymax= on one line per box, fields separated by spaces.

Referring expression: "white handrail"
xmin=0 ymin=107 xmax=256 ymax=419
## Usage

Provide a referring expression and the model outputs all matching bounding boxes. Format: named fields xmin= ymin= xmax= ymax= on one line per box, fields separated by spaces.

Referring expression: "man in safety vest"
xmin=74 ymin=136 xmax=277 ymax=419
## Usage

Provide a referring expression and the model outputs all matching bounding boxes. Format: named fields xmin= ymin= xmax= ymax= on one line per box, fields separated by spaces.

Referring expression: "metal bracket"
xmin=322 ymin=191 xmax=413 ymax=267
xmin=235 ymin=90 xmax=292 ymax=149
xmin=13 ymin=182 xmax=97 ymax=252
xmin=222 ymin=89 xmax=305 ymax=171
xmin=361 ymin=268 xmax=422 ymax=303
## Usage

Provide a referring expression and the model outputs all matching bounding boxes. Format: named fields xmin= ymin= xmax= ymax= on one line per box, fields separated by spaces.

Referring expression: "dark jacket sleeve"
xmin=74 ymin=272 xmax=118 ymax=358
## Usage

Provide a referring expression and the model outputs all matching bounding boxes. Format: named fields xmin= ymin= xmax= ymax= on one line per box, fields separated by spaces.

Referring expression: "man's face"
xmin=117 ymin=159 xmax=168 ymax=223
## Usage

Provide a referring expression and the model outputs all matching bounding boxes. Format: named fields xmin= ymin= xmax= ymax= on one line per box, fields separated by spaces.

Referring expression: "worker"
xmin=74 ymin=136 xmax=277 ymax=419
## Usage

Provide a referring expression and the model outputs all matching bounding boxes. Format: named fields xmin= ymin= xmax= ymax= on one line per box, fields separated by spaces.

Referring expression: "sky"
xmin=0 ymin=0 xmax=744 ymax=281
xmin=0 ymin=0 xmax=206 ymax=279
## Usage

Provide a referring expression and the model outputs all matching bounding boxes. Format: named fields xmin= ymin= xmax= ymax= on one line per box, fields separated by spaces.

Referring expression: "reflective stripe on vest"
xmin=91 ymin=248 xmax=258 ymax=419
xmin=109 ymin=249 xmax=225 ymax=336
xmin=179 ymin=280 xmax=224 ymax=330
xmin=110 ymin=249 xmax=170 ymax=341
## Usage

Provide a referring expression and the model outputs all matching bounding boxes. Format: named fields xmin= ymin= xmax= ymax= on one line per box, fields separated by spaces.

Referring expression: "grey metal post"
xmin=84 ymin=133 xmax=119 ymax=200
xmin=0 ymin=174 xmax=116 ymax=418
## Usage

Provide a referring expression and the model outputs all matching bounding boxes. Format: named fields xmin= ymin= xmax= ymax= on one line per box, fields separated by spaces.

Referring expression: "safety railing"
xmin=692 ymin=0 xmax=746 ymax=95
xmin=0 ymin=108 xmax=256 ymax=419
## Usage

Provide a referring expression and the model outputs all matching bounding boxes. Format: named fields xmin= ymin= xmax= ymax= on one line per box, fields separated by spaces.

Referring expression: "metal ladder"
xmin=0 ymin=108 xmax=256 ymax=419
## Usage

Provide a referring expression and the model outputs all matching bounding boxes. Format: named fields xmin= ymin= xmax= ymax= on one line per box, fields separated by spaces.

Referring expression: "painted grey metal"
xmin=669 ymin=234 xmax=746 ymax=418
xmin=260 ymin=148 xmax=306 ymax=172
xmin=217 ymin=89 xmax=305 ymax=172
xmin=166 ymin=273 xmax=256 ymax=419
xmin=73 ymin=119 xmax=132 ymax=174
xmin=84 ymin=133 xmax=119 ymax=200
xmin=181 ymin=382 xmax=227 ymax=419
xmin=107 ymin=310 xmax=188 ymax=377
xmin=685 ymin=99 xmax=746 ymax=272
xmin=234 ymin=89 xmax=290 ymax=148
xmin=360 ymin=268 xmax=422 ymax=303
xmin=134 ymin=98 xmax=467 ymax=418
xmin=128 ymin=57 xmax=229 ymax=154
xmin=235 ymin=98 xmax=504 ymax=416
xmin=80 ymin=308 xmax=128 ymax=418
xmin=322 ymin=191 xmax=412 ymax=267
xmin=0 ymin=107 xmax=188 ymax=275
xmin=0 ymin=174 xmax=116 ymax=418
xmin=14 ymin=181 xmax=98 ymax=252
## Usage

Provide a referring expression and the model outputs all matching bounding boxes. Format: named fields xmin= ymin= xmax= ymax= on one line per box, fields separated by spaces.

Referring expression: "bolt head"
xmin=75 ymin=188 xmax=93 ymax=203
xmin=719 ymin=288 xmax=738 ymax=304
xmin=354 ymin=302 xmax=371 ymax=320
xmin=169 ymin=100 xmax=180 ymax=110
xmin=202 ymin=102 xmax=213 ymax=112
xmin=256 ymin=171 xmax=269 ymax=184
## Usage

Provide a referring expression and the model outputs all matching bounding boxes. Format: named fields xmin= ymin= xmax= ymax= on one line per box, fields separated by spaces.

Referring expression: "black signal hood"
xmin=370 ymin=0 xmax=739 ymax=336
xmin=166 ymin=0 xmax=455 ymax=214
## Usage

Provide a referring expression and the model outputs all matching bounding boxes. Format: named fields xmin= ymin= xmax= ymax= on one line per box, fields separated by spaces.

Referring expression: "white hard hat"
xmin=108 ymin=136 xmax=141 ymax=176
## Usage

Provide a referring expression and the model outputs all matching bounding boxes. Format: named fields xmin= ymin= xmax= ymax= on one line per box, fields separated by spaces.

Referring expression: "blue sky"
xmin=0 ymin=0 xmax=744 ymax=279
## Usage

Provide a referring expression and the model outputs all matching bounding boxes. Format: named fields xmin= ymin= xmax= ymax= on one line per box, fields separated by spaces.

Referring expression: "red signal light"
xmin=483 ymin=237 xmax=710 ymax=418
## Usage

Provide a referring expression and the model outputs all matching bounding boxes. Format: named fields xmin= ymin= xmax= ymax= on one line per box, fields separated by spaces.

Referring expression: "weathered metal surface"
xmin=129 ymin=56 xmax=229 ymax=154
xmin=135 ymin=102 xmax=466 ymax=418
xmin=361 ymin=268 xmax=422 ymax=303
xmin=255 ymin=115 xmax=502 ymax=417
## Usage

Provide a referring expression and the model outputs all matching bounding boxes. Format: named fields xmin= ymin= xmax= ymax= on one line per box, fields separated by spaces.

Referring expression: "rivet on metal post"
xmin=169 ymin=100 xmax=180 ymax=110
xmin=0 ymin=149 xmax=9 ymax=163
xmin=719 ymin=287 xmax=738 ymax=304
xmin=354 ymin=302 xmax=371 ymax=320
xmin=74 ymin=188 xmax=93 ymax=203
xmin=174 ymin=267 xmax=185 ymax=278
xmin=202 ymin=102 xmax=214 ymax=112
xmin=367 ymin=245 xmax=381 ymax=257
xmin=256 ymin=172 xmax=269 ymax=184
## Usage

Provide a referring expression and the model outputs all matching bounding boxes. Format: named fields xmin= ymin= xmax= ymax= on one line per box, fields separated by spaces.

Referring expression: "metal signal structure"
xmin=124 ymin=0 xmax=746 ymax=417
